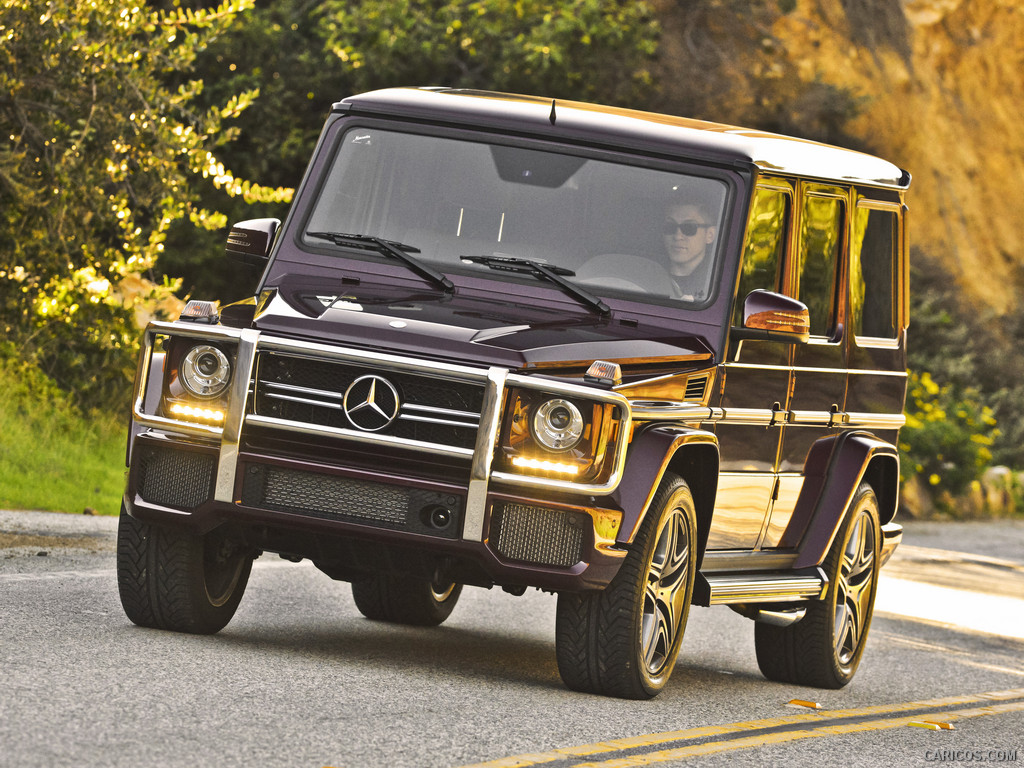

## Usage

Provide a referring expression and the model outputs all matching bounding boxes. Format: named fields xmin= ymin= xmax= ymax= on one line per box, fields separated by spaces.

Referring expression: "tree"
xmin=0 ymin=0 xmax=289 ymax=407
xmin=319 ymin=0 xmax=659 ymax=105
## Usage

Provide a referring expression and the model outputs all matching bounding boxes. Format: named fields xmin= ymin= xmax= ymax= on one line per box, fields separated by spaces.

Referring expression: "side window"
xmin=850 ymin=206 xmax=898 ymax=339
xmin=733 ymin=186 xmax=790 ymax=326
xmin=798 ymin=194 xmax=844 ymax=337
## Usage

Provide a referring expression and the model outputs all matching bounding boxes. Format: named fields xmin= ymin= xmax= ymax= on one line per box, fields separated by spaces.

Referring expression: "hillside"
xmin=654 ymin=0 xmax=1024 ymax=313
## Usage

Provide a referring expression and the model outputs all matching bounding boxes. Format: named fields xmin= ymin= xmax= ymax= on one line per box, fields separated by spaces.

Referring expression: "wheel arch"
xmin=612 ymin=424 xmax=719 ymax=566
xmin=786 ymin=431 xmax=899 ymax=569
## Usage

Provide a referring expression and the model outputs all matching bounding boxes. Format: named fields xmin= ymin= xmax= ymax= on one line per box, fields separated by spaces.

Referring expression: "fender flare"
xmin=609 ymin=424 xmax=719 ymax=565
xmin=784 ymin=431 xmax=900 ymax=569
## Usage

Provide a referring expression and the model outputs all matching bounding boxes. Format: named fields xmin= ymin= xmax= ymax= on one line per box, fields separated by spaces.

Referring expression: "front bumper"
xmin=126 ymin=321 xmax=632 ymax=592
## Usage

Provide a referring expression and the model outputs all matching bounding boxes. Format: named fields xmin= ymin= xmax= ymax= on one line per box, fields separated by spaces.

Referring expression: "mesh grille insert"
xmin=137 ymin=445 xmax=216 ymax=510
xmin=492 ymin=503 xmax=585 ymax=568
xmin=240 ymin=464 xmax=463 ymax=538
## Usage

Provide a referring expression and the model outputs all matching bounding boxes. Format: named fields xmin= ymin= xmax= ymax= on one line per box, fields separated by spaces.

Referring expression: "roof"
xmin=334 ymin=88 xmax=911 ymax=190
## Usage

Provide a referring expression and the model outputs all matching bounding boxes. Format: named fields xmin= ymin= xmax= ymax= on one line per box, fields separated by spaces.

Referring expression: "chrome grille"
xmin=252 ymin=352 xmax=484 ymax=450
xmin=492 ymin=502 xmax=585 ymax=567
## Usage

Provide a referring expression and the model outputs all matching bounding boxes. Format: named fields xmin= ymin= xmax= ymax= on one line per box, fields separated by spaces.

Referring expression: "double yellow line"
xmin=457 ymin=688 xmax=1024 ymax=768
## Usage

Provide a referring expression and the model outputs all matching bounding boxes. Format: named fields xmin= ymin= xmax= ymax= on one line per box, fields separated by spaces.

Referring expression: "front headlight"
xmin=159 ymin=337 xmax=237 ymax=426
xmin=180 ymin=344 xmax=232 ymax=399
xmin=499 ymin=388 xmax=623 ymax=484
xmin=532 ymin=398 xmax=584 ymax=451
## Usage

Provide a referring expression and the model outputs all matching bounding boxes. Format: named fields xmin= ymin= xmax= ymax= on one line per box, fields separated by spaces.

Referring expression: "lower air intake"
xmin=492 ymin=503 xmax=585 ymax=568
xmin=137 ymin=445 xmax=216 ymax=510
xmin=239 ymin=464 xmax=463 ymax=538
xmin=246 ymin=466 xmax=409 ymax=526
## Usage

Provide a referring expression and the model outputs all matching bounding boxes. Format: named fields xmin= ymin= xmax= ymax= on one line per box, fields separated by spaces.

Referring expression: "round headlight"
xmin=180 ymin=345 xmax=231 ymax=399
xmin=532 ymin=398 xmax=584 ymax=452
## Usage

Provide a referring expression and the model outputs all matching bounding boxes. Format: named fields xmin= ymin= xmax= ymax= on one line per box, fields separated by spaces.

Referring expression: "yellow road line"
xmin=455 ymin=688 xmax=1024 ymax=768
xmin=569 ymin=700 xmax=1024 ymax=767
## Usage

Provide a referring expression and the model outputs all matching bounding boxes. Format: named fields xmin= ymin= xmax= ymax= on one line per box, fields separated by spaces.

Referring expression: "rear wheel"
xmin=116 ymin=503 xmax=253 ymax=634
xmin=755 ymin=482 xmax=881 ymax=688
xmin=351 ymin=570 xmax=462 ymax=627
xmin=555 ymin=472 xmax=697 ymax=699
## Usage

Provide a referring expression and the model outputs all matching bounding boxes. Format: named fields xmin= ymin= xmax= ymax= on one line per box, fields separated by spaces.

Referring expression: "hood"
xmin=252 ymin=277 xmax=714 ymax=374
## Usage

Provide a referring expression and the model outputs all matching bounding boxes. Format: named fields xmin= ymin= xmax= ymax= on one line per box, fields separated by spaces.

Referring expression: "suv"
xmin=118 ymin=88 xmax=909 ymax=699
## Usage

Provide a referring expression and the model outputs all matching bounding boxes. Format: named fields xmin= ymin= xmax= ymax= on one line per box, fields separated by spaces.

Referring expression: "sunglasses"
xmin=663 ymin=219 xmax=706 ymax=237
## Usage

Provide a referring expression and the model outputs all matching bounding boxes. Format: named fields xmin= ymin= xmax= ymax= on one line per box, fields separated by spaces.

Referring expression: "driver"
xmin=662 ymin=200 xmax=717 ymax=300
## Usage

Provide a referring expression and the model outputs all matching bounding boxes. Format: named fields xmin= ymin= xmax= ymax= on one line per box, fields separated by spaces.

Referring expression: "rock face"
xmin=655 ymin=0 xmax=1024 ymax=313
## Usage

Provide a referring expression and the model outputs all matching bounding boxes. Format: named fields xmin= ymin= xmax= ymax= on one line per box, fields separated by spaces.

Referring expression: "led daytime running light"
xmin=511 ymin=456 xmax=580 ymax=475
xmin=169 ymin=402 xmax=225 ymax=424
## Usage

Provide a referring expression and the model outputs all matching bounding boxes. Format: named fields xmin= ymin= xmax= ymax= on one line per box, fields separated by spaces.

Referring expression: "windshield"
xmin=304 ymin=127 xmax=730 ymax=304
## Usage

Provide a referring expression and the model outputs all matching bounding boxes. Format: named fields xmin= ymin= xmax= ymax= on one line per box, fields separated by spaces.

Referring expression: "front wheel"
xmin=116 ymin=503 xmax=253 ymax=634
xmin=755 ymin=482 xmax=881 ymax=688
xmin=351 ymin=571 xmax=462 ymax=627
xmin=555 ymin=472 xmax=697 ymax=699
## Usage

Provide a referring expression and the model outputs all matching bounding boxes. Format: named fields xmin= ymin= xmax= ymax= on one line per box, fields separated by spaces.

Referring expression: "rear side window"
xmin=797 ymin=194 xmax=845 ymax=337
xmin=850 ymin=206 xmax=899 ymax=339
xmin=733 ymin=186 xmax=790 ymax=326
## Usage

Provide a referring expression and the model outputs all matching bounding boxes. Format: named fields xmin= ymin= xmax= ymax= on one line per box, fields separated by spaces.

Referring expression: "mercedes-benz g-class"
xmin=118 ymin=88 xmax=909 ymax=699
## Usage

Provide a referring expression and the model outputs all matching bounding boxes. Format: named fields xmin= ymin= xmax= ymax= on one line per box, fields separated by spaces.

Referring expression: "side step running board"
xmin=693 ymin=567 xmax=828 ymax=607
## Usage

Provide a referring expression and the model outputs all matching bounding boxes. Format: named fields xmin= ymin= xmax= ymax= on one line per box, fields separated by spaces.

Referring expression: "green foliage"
xmin=899 ymin=371 xmax=998 ymax=496
xmin=0 ymin=0 xmax=289 ymax=407
xmin=157 ymin=0 xmax=340 ymax=301
xmin=319 ymin=0 xmax=659 ymax=104
xmin=0 ymin=348 xmax=125 ymax=514
xmin=906 ymin=250 xmax=1024 ymax=471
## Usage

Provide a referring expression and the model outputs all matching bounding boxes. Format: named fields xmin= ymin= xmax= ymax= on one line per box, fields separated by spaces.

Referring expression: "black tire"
xmin=555 ymin=472 xmax=697 ymax=699
xmin=116 ymin=502 xmax=253 ymax=634
xmin=351 ymin=571 xmax=462 ymax=627
xmin=755 ymin=482 xmax=881 ymax=688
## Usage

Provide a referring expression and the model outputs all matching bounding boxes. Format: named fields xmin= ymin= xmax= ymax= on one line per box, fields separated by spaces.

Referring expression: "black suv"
xmin=118 ymin=88 xmax=909 ymax=699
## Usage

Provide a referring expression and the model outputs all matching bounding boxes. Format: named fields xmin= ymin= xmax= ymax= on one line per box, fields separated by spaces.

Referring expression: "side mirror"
xmin=226 ymin=218 xmax=280 ymax=266
xmin=737 ymin=289 xmax=810 ymax=343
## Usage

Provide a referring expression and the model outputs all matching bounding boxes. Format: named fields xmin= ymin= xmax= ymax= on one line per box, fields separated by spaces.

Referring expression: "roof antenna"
xmin=549 ymin=99 xmax=557 ymax=125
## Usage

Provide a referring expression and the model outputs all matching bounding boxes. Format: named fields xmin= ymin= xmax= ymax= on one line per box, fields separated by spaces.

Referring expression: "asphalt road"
xmin=1 ymin=510 xmax=1023 ymax=768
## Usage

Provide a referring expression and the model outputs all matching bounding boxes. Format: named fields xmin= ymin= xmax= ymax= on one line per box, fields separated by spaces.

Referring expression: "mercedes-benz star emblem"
xmin=343 ymin=375 xmax=400 ymax=432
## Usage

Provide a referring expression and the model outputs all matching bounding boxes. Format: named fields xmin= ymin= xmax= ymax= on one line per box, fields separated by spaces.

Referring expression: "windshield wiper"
xmin=460 ymin=255 xmax=610 ymax=317
xmin=307 ymin=231 xmax=454 ymax=293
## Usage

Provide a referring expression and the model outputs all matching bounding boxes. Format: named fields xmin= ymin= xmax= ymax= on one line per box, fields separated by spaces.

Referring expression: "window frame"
xmin=793 ymin=183 xmax=849 ymax=342
xmin=849 ymin=199 xmax=904 ymax=347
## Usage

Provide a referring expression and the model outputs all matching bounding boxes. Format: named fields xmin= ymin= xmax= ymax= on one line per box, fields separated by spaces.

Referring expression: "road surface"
xmin=1 ymin=510 xmax=1022 ymax=767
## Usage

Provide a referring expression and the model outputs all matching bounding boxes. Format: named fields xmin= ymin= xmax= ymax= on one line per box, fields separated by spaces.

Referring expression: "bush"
xmin=899 ymin=371 xmax=998 ymax=498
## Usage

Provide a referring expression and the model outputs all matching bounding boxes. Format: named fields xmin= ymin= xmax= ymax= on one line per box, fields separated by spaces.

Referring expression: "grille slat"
xmin=685 ymin=374 xmax=709 ymax=401
xmin=252 ymin=353 xmax=485 ymax=450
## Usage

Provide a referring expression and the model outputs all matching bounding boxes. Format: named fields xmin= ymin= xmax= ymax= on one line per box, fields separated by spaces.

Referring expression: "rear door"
xmin=766 ymin=184 xmax=850 ymax=547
